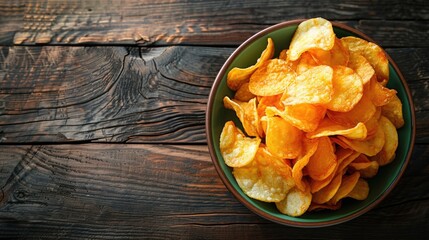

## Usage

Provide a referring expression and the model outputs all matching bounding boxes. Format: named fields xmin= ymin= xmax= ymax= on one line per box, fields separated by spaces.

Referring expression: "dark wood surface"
xmin=0 ymin=0 xmax=428 ymax=239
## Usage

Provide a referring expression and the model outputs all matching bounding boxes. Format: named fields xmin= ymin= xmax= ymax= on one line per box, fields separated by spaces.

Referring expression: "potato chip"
xmin=307 ymin=117 xmax=367 ymax=140
xmin=312 ymin=172 xmax=342 ymax=204
xmin=279 ymin=49 xmax=288 ymax=60
xmin=266 ymin=116 xmax=303 ymax=159
xmin=249 ymin=59 xmax=296 ymax=96
xmin=287 ymin=18 xmax=335 ymax=61
xmin=276 ymin=183 xmax=312 ymax=217
xmin=309 ymin=147 xmax=354 ymax=193
xmin=282 ymin=65 xmax=333 ymax=105
xmin=233 ymin=147 xmax=295 ymax=202
xmin=296 ymin=52 xmax=319 ymax=74
xmin=234 ymin=82 xmax=256 ymax=102
xmin=223 ymin=97 xmax=260 ymax=137
xmin=266 ymin=104 xmax=326 ymax=132
xmin=364 ymin=106 xmax=381 ymax=137
xmin=327 ymin=88 xmax=376 ymax=127
xmin=309 ymin=38 xmax=349 ymax=67
xmin=381 ymin=94 xmax=405 ymax=128
xmin=337 ymin=151 xmax=361 ymax=175
xmin=371 ymin=116 xmax=398 ymax=166
xmin=326 ymin=66 xmax=363 ymax=112
xmin=306 ymin=137 xmax=337 ymax=181
xmin=292 ymin=138 xmax=319 ymax=191
xmin=370 ymin=75 xmax=397 ymax=106
xmin=337 ymin=124 xmax=385 ymax=157
xmin=349 ymin=154 xmax=379 ymax=178
xmin=346 ymin=178 xmax=369 ymax=200
xmin=347 ymin=53 xmax=375 ymax=85
xmin=220 ymin=121 xmax=261 ymax=167
xmin=341 ymin=36 xmax=389 ymax=82
xmin=227 ymin=38 xmax=275 ymax=90
xmin=329 ymin=171 xmax=361 ymax=205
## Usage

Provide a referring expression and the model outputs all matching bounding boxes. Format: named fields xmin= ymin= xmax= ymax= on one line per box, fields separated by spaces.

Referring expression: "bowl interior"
xmin=208 ymin=22 xmax=415 ymax=226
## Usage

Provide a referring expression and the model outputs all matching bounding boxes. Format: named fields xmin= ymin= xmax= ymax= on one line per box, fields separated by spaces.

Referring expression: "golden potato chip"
xmin=371 ymin=116 xmax=398 ymax=166
xmin=292 ymin=138 xmax=319 ymax=191
xmin=341 ymin=36 xmax=389 ymax=82
xmin=381 ymin=94 xmax=405 ymax=128
xmin=234 ymin=82 xmax=255 ymax=102
xmin=227 ymin=38 xmax=274 ymax=90
xmin=329 ymin=171 xmax=361 ymax=205
xmin=346 ymin=178 xmax=369 ymax=200
xmin=282 ymin=65 xmax=333 ymax=105
xmin=276 ymin=183 xmax=312 ymax=217
xmin=220 ymin=121 xmax=261 ymax=167
xmin=266 ymin=104 xmax=326 ymax=132
xmin=249 ymin=59 xmax=296 ymax=96
xmin=326 ymin=66 xmax=363 ymax=112
xmin=349 ymin=154 xmax=379 ymax=178
xmin=337 ymin=124 xmax=385 ymax=157
xmin=266 ymin=116 xmax=303 ymax=159
xmin=370 ymin=75 xmax=397 ymax=106
xmin=309 ymin=38 xmax=349 ymax=67
xmin=257 ymin=95 xmax=283 ymax=118
xmin=233 ymin=147 xmax=295 ymax=202
xmin=296 ymin=52 xmax=319 ymax=74
xmin=287 ymin=17 xmax=335 ymax=61
xmin=347 ymin=53 xmax=375 ymax=85
xmin=223 ymin=97 xmax=260 ymax=137
xmin=307 ymin=117 xmax=367 ymax=140
xmin=327 ymin=88 xmax=376 ymax=127
xmin=309 ymin=147 xmax=354 ymax=193
xmin=312 ymin=172 xmax=342 ymax=204
xmin=365 ymin=107 xmax=381 ymax=137
xmin=306 ymin=136 xmax=337 ymax=181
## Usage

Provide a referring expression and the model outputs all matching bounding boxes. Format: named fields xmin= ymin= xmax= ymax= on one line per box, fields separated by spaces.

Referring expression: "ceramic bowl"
xmin=206 ymin=19 xmax=415 ymax=227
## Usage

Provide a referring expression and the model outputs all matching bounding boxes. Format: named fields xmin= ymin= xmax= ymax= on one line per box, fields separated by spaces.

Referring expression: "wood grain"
xmin=0 ymin=46 xmax=428 ymax=143
xmin=0 ymin=0 xmax=428 ymax=46
xmin=0 ymin=144 xmax=428 ymax=239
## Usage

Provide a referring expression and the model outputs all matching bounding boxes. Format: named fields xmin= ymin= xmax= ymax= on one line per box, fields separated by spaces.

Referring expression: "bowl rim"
xmin=205 ymin=19 xmax=416 ymax=227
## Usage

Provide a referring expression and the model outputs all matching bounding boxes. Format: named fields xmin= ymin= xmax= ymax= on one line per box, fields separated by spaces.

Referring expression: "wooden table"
xmin=0 ymin=1 xmax=428 ymax=238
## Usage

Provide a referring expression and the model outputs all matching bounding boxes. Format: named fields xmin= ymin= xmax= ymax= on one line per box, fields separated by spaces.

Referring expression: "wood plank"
xmin=0 ymin=0 xmax=427 ymax=46
xmin=0 ymin=46 xmax=428 ymax=143
xmin=0 ymin=144 xmax=428 ymax=239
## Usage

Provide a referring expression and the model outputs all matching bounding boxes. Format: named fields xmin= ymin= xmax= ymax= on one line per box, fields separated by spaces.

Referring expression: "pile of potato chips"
xmin=220 ymin=18 xmax=404 ymax=217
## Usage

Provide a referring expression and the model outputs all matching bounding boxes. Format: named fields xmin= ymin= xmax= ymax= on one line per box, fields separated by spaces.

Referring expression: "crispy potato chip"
xmin=276 ymin=183 xmax=312 ymax=217
xmin=337 ymin=124 xmax=385 ymax=157
xmin=296 ymin=52 xmax=319 ymax=74
xmin=233 ymin=147 xmax=295 ymax=202
xmin=287 ymin=18 xmax=335 ymax=61
xmin=329 ymin=171 xmax=361 ymax=205
xmin=326 ymin=66 xmax=363 ymax=112
xmin=341 ymin=36 xmax=389 ymax=82
xmin=282 ymin=65 xmax=334 ymax=105
xmin=337 ymin=151 xmax=361 ymax=175
xmin=365 ymin=107 xmax=381 ymax=137
xmin=249 ymin=59 xmax=296 ymax=96
xmin=220 ymin=121 xmax=261 ymax=167
xmin=309 ymin=147 xmax=354 ymax=193
xmin=257 ymin=95 xmax=283 ymax=117
xmin=381 ymin=94 xmax=405 ymax=128
xmin=371 ymin=116 xmax=398 ymax=166
xmin=370 ymin=75 xmax=397 ymax=106
xmin=234 ymin=82 xmax=255 ymax=102
xmin=307 ymin=137 xmax=337 ymax=181
xmin=293 ymin=138 xmax=319 ymax=191
xmin=266 ymin=104 xmax=326 ymax=132
xmin=349 ymin=154 xmax=379 ymax=178
xmin=309 ymin=38 xmax=349 ymax=67
xmin=346 ymin=178 xmax=369 ymax=200
xmin=312 ymin=172 xmax=342 ymax=204
xmin=227 ymin=38 xmax=275 ymax=90
xmin=347 ymin=53 xmax=375 ymax=85
xmin=223 ymin=97 xmax=260 ymax=137
xmin=327 ymin=88 xmax=376 ymax=127
xmin=307 ymin=117 xmax=367 ymax=140
xmin=266 ymin=116 xmax=303 ymax=159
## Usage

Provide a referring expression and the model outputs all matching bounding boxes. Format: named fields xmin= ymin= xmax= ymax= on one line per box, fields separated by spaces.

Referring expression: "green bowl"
xmin=206 ymin=19 xmax=416 ymax=227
